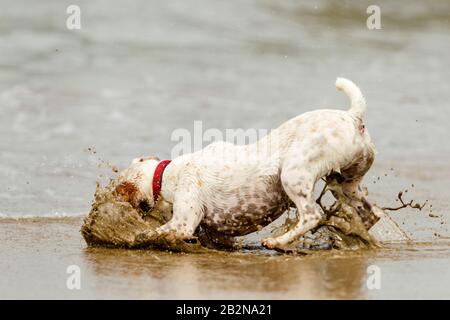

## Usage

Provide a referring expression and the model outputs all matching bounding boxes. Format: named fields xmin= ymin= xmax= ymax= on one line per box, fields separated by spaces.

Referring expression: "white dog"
xmin=115 ymin=78 xmax=381 ymax=250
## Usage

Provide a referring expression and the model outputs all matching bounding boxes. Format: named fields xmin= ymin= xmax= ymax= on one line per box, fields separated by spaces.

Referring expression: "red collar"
xmin=152 ymin=160 xmax=171 ymax=203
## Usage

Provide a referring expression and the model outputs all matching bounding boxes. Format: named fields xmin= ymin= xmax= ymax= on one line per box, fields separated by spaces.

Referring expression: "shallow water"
xmin=0 ymin=0 xmax=449 ymax=298
xmin=0 ymin=0 xmax=449 ymax=216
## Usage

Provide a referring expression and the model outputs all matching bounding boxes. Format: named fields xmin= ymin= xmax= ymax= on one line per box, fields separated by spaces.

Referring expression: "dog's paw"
xmin=261 ymin=237 xmax=279 ymax=249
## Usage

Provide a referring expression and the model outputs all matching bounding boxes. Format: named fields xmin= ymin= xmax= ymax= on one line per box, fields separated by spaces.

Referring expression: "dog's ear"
xmin=132 ymin=156 xmax=160 ymax=164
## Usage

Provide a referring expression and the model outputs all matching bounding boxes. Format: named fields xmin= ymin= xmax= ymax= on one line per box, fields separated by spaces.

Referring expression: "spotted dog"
xmin=115 ymin=78 xmax=382 ymax=250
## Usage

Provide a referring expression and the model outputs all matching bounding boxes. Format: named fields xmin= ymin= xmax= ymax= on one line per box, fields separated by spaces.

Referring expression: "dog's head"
xmin=114 ymin=156 xmax=161 ymax=211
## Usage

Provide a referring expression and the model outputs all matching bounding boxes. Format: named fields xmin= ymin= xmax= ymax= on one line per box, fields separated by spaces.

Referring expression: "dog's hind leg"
xmin=262 ymin=159 xmax=324 ymax=249
xmin=329 ymin=177 xmax=382 ymax=230
xmin=327 ymin=150 xmax=381 ymax=229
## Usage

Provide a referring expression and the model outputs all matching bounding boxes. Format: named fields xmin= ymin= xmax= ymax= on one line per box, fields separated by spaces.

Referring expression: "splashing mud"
xmin=81 ymin=181 xmax=211 ymax=253
xmin=271 ymin=177 xmax=431 ymax=254
xmin=81 ymin=176 xmax=421 ymax=254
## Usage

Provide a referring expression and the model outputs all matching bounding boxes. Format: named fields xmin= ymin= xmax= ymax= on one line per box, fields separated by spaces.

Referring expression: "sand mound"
xmin=81 ymin=181 xmax=209 ymax=252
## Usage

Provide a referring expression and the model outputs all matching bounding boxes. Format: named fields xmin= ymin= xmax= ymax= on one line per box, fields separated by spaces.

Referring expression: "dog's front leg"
xmin=156 ymin=173 xmax=204 ymax=240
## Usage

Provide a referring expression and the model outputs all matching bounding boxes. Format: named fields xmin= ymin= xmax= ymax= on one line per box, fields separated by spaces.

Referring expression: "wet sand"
xmin=1 ymin=0 xmax=449 ymax=299
xmin=1 ymin=215 xmax=450 ymax=299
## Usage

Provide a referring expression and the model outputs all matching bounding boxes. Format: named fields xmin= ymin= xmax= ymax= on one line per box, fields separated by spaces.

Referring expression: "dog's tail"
xmin=335 ymin=77 xmax=366 ymax=118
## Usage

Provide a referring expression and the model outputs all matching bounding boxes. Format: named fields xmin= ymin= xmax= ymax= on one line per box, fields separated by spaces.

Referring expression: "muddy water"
xmin=0 ymin=0 xmax=449 ymax=299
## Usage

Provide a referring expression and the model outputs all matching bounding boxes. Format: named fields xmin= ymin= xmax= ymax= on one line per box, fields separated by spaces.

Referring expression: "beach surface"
xmin=1 ymin=215 xmax=450 ymax=299
xmin=0 ymin=0 xmax=449 ymax=299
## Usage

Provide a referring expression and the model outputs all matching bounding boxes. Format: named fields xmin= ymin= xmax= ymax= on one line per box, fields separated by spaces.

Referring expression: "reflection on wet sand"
xmin=82 ymin=247 xmax=370 ymax=299
xmin=1 ymin=217 xmax=450 ymax=299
